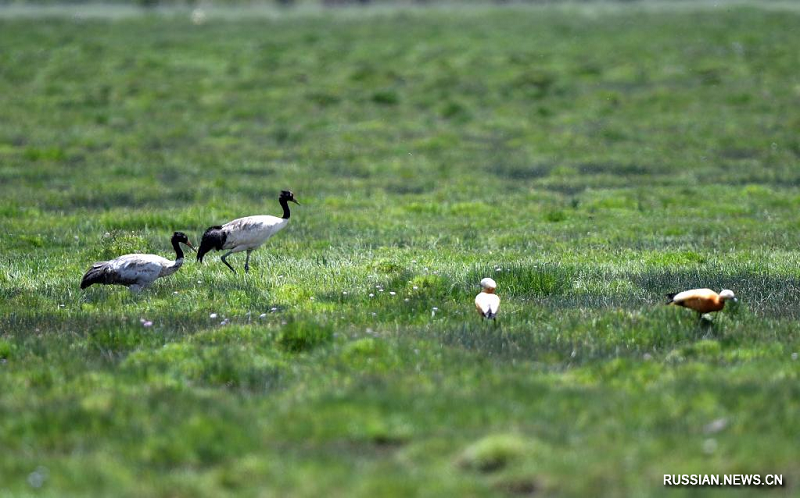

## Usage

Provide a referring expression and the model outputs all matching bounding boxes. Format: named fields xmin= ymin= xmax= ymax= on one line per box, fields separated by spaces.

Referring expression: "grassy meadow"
xmin=1 ymin=2 xmax=800 ymax=496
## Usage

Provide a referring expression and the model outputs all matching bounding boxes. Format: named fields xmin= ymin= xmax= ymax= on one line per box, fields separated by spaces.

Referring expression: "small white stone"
xmin=702 ymin=438 xmax=717 ymax=454
xmin=259 ymin=313 xmax=267 ymax=318
xmin=209 ymin=313 xmax=218 ymax=319
xmin=703 ymin=418 xmax=728 ymax=434
xmin=27 ymin=467 xmax=48 ymax=489
xmin=389 ymin=291 xmax=396 ymax=296
xmin=190 ymin=8 xmax=206 ymax=25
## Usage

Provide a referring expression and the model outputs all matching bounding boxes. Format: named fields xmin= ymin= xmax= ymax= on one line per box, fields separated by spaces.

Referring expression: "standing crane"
xmin=196 ymin=190 xmax=299 ymax=273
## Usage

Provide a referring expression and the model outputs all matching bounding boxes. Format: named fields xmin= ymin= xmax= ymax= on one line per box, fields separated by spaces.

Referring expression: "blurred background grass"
xmin=1 ymin=2 xmax=799 ymax=497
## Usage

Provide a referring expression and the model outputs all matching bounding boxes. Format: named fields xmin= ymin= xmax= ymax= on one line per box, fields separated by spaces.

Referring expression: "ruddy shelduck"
xmin=475 ymin=277 xmax=500 ymax=319
xmin=666 ymin=288 xmax=737 ymax=317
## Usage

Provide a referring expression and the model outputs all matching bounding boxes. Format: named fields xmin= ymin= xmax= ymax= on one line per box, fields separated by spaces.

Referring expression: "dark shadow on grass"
xmin=577 ymin=162 xmax=652 ymax=176
xmin=696 ymin=315 xmax=720 ymax=338
xmin=467 ymin=263 xmax=576 ymax=299
xmin=432 ymin=320 xmax=590 ymax=362
xmin=493 ymin=162 xmax=553 ymax=181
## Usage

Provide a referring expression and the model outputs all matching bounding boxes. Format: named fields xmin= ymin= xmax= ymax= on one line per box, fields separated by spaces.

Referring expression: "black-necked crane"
xmin=666 ymin=288 xmax=737 ymax=318
xmin=196 ymin=190 xmax=299 ymax=273
xmin=475 ymin=277 xmax=500 ymax=319
xmin=80 ymin=232 xmax=195 ymax=292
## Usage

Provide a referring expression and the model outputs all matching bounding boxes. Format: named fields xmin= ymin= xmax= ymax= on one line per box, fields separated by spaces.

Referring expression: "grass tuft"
xmin=458 ymin=434 xmax=527 ymax=473
xmin=276 ymin=320 xmax=334 ymax=353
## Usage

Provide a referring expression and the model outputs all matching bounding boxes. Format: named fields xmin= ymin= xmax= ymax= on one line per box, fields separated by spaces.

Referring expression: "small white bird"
xmin=666 ymin=288 xmax=737 ymax=317
xmin=196 ymin=190 xmax=299 ymax=273
xmin=80 ymin=232 xmax=195 ymax=292
xmin=475 ymin=277 xmax=500 ymax=319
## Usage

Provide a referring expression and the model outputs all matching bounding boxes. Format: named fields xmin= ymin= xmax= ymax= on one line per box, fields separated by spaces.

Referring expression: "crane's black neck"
xmin=171 ymin=238 xmax=185 ymax=260
xmin=279 ymin=198 xmax=291 ymax=219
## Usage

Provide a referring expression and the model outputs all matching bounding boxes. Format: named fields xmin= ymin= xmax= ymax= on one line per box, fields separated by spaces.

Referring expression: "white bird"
xmin=80 ymin=232 xmax=195 ymax=292
xmin=196 ymin=190 xmax=299 ymax=273
xmin=475 ymin=277 xmax=500 ymax=319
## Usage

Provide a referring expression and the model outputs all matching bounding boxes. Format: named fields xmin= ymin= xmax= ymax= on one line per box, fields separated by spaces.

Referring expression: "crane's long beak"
xmin=185 ymin=241 xmax=197 ymax=252
xmin=291 ymin=199 xmax=300 ymax=205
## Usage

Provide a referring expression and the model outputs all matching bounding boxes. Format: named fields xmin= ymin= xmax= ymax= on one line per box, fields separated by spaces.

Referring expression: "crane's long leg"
xmin=220 ymin=251 xmax=236 ymax=273
xmin=245 ymin=250 xmax=253 ymax=274
xmin=133 ymin=280 xmax=153 ymax=293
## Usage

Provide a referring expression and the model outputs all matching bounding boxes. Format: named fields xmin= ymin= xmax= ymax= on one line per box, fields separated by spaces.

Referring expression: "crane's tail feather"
xmin=197 ymin=226 xmax=226 ymax=263
xmin=80 ymin=263 xmax=109 ymax=289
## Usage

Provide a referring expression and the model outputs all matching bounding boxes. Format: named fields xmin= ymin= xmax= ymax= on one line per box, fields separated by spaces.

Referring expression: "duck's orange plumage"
xmin=666 ymin=288 xmax=736 ymax=314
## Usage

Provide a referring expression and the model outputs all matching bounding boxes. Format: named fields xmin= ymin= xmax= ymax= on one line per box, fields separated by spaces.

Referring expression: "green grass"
xmin=1 ymin=2 xmax=800 ymax=496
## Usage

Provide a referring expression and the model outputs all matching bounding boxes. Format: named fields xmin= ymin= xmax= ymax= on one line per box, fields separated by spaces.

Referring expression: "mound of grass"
xmin=458 ymin=434 xmax=527 ymax=473
xmin=276 ymin=320 xmax=333 ymax=353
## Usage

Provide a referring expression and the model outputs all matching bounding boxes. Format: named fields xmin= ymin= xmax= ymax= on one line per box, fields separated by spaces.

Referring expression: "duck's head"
xmin=719 ymin=289 xmax=737 ymax=302
xmin=480 ymin=277 xmax=497 ymax=293
xmin=280 ymin=190 xmax=300 ymax=205
xmin=172 ymin=231 xmax=196 ymax=251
